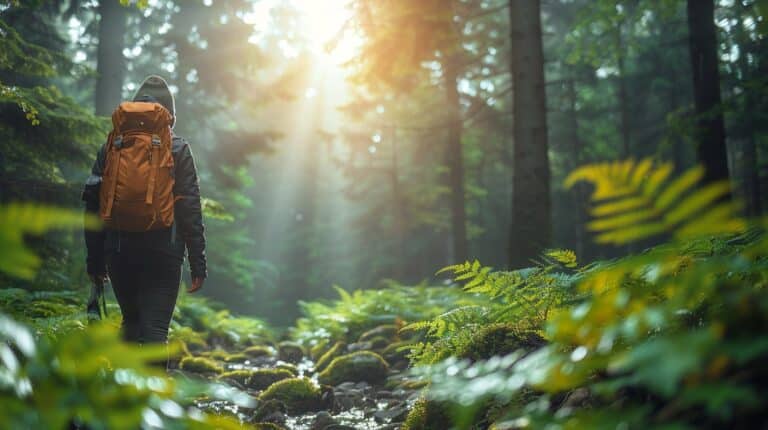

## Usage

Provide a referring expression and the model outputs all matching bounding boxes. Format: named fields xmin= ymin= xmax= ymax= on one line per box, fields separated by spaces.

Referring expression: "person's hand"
xmin=90 ymin=274 xmax=108 ymax=285
xmin=188 ymin=277 xmax=204 ymax=293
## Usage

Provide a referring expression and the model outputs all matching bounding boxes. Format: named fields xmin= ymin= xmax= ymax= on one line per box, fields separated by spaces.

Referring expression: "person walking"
xmin=82 ymin=75 xmax=207 ymax=353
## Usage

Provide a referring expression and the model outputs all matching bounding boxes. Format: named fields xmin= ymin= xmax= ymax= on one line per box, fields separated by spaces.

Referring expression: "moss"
xmin=218 ymin=370 xmax=254 ymax=386
xmin=314 ymin=341 xmax=345 ymax=372
xmin=368 ymin=335 xmax=390 ymax=351
xmin=179 ymin=356 xmax=223 ymax=375
xmin=222 ymin=352 xmax=249 ymax=363
xmin=456 ymin=323 xmax=545 ymax=361
xmin=358 ymin=324 xmax=399 ymax=343
xmin=277 ymin=341 xmax=305 ymax=363
xmin=382 ymin=340 xmax=414 ymax=364
xmin=205 ymin=350 xmax=230 ymax=361
xmin=318 ymin=351 xmax=389 ymax=386
xmin=219 ymin=369 xmax=294 ymax=390
xmin=258 ymin=377 xmax=323 ymax=414
xmin=309 ymin=339 xmax=330 ymax=360
xmin=244 ymin=345 xmax=275 ymax=358
xmin=274 ymin=363 xmax=299 ymax=376
xmin=401 ymin=397 xmax=453 ymax=430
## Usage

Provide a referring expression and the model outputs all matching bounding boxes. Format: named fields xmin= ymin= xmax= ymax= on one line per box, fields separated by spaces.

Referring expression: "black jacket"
xmin=83 ymin=136 xmax=207 ymax=279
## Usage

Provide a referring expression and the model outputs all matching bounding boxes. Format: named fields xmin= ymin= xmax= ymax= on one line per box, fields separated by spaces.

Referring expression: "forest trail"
xmin=179 ymin=325 xmax=418 ymax=430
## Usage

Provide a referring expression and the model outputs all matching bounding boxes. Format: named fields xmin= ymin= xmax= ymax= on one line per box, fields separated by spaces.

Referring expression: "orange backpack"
xmin=99 ymin=101 xmax=175 ymax=232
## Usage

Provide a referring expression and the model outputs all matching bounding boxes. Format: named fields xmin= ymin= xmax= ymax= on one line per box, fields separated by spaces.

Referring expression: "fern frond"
xmin=566 ymin=159 xmax=743 ymax=245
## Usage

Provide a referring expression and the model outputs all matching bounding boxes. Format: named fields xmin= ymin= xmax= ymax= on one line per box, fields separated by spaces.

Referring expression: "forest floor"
xmin=185 ymin=336 xmax=417 ymax=430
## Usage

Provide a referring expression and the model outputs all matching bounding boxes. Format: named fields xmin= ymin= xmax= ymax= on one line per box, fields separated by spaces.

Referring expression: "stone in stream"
xmin=251 ymin=398 xmax=287 ymax=425
xmin=274 ymin=362 xmax=300 ymax=376
xmin=314 ymin=341 xmax=345 ymax=372
xmin=318 ymin=351 xmax=389 ymax=386
xmin=245 ymin=345 xmax=277 ymax=358
xmin=258 ymin=377 xmax=324 ymax=414
xmin=331 ymin=381 xmax=375 ymax=411
xmin=219 ymin=368 xmax=294 ymax=391
xmin=309 ymin=411 xmax=338 ymax=430
xmin=358 ymin=324 xmax=399 ymax=343
xmin=277 ymin=341 xmax=306 ymax=363
xmin=373 ymin=402 xmax=410 ymax=424
xmin=178 ymin=356 xmax=223 ymax=375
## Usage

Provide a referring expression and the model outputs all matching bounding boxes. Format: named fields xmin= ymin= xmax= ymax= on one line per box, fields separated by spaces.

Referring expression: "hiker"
xmin=82 ymin=75 xmax=207 ymax=349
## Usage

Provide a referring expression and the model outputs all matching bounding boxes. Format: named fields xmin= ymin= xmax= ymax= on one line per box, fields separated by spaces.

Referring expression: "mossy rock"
xmin=309 ymin=339 xmax=330 ymax=360
xmin=222 ymin=352 xmax=249 ymax=363
xmin=277 ymin=341 xmax=305 ymax=363
xmin=456 ymin=323 xmax=545 ymax=361
xmin=179 ymin=356 xmax=223 ymax=375
xmin=205 ymin=350 xmax=230 ymax=361
xmin=382 ymin=341 xmax=414 ymax=364
xmin=315 ymin=341 xmax=345 ymax=372
xmin=258 ymin=377 xmax=323 ymax=414
xmin=358 ymin=324 xmax=399 ymax=343
xmin=274 ymin=363 xmax=299 ymax=376
xmin=401 ymin=397 xmax=452 ymax=430
xmin=245 ymin=345 xmax=276 ymax=358
xmin=318 ymin=351 xmax=389 ymax=386
xmin=368 ymin=335 xmax=390 ymax=351
xmin=219 ymin=369 xmax=294 ymax=391
xmin=252 ymin=424 xmax=286 ymax=430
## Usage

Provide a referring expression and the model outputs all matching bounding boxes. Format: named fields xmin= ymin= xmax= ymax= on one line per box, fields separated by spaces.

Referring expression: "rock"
xmin=277 ymin=341 xmax=305 ymax=363
xmin=314 ymin=341 xmax=345 ymax=372
xmin=204 ymin=349 xmax=230 ymax=361
xmin=245 ymin=345 xmax=276 ymax=358
xmin=347 ymin=341 xmax=373 ymax=352
xmin=258 ymin=377 xmax=323 ymax=414
xmin=274 ymin=362 xmax=299 ymax=376
xmin=332 ymin=382 xmax=372 ymax=410
xmin=310 ymin=411 xmax=337 ymax=430
xmin=309 ymin=339 xmax=330 ymax=360
xmin=178 ymin=356 xmax=223 ymax=375
xmin=318 ymin=351 xmax=389 ymax=386
xmin=381 ymin=341 xmax=414 ymax=366
xmin=374 ymin=404 xmax=409 ymax=424
xmin=219 ymin=369 xmax=294 ymax=391
xmin=252 ymin=399 xmax=286 ymax=424
xmin=252 ymin=423 xmax=286 ymax=430
xmin=401 ymin=397 xmax=452 ymax=430
xmin=323 ymin=426 xmax=357 ymax=430
xmin=358 ymin=324 xmax=399 ymax=343
xmin=222 ymin=352 xmax=249 ymax=363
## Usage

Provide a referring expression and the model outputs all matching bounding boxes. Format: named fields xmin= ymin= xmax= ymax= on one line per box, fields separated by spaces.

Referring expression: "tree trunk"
xmin=566 ymin=76 xmax=586 ymax=258
xmin=94 ymin=0 xmax=127 ymax=115
xmin=736 ymin=0 xmax=762 ymax=216
xmin=508 ymin=0 xmax=551 ymax=268
xmin=686 ymin=0 xmax=730 ymax=186
xmin=443 ymin=58 xmax=469 ymax=263
xmin=616 ymin=25 xmax=632 ymax=158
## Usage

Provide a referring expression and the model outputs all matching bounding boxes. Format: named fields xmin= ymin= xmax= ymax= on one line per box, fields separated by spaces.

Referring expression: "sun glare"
xmin=249 ymin=0 xmax=360 ymax=64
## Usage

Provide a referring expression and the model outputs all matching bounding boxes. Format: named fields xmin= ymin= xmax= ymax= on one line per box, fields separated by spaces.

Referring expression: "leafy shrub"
xmin=408 ymin=160 xmax=768 ymax=429
xmin=292 ymin=283 xmax=479 ymax=346
xmin=0 ymin=314 xmax=252 ymax=429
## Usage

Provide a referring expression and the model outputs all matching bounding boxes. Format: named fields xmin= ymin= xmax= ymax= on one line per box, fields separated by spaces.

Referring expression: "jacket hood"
xmin=132 ymin=75 xmax=176 ymax=118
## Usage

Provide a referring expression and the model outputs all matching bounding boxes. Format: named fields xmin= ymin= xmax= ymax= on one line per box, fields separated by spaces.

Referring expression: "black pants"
xmin=107 ymin=249 xmax=182 ymax=344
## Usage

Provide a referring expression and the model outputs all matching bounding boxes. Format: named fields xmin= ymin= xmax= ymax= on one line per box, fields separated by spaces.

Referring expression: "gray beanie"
xmin=132 ymin=75 xmax=175 ymax=116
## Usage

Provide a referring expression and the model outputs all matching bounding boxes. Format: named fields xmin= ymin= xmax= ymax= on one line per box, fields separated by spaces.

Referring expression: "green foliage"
xmin=317 ymin=351 xmax=390 ymax=386
xmin=565 ymin=159 xmax=745 ymax=244
xmin=406 ymin=163 xmax=768 ymax=429
xmin=0 ymin=204 xmax=100 ymax=279
xmin=172 ymin=295 xmax=274 ymax=349
xmin=0 ymin=314 xmax=252 ymax=430
xmin=406 ymin=258 xmax=579 ymax=364
xmin=292 ymin=283 xmax=478 ymax=346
